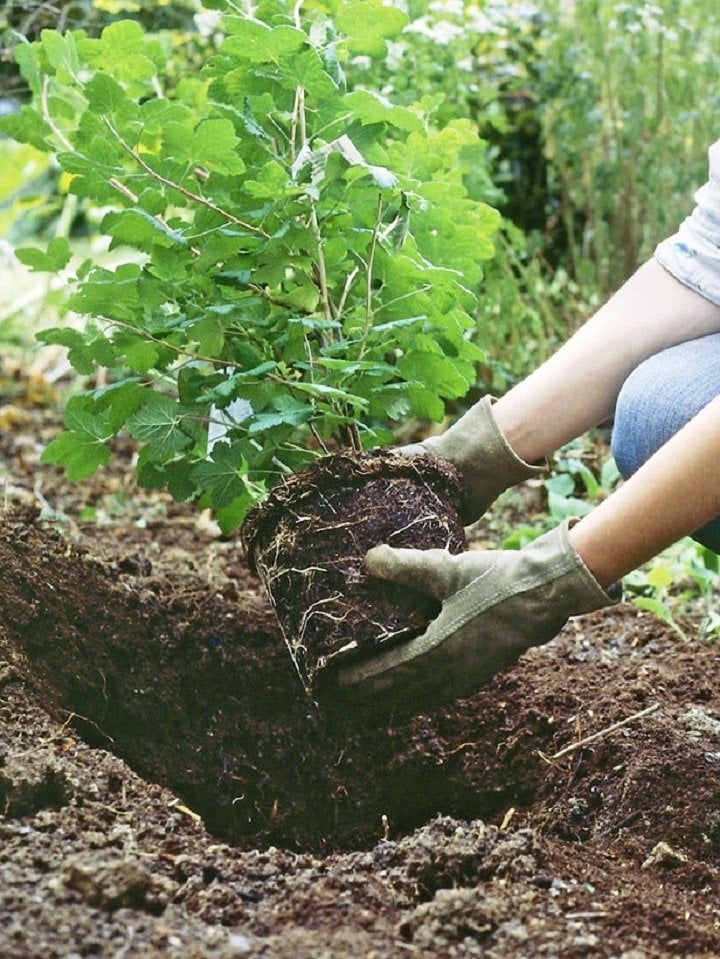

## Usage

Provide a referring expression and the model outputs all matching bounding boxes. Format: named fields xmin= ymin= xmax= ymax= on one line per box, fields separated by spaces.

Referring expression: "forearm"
xmin=568 ymin=394 xmax=720 ymax=588
xmin=494 ymin=259 xmax=720 ymax=462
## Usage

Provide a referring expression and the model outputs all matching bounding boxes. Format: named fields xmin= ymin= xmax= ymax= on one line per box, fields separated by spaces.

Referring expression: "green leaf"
xmin=288 ymin=381 xmax=369 ymax=409
xmin=0 ymin=107 xmax=51 ymax=151
xmin=283 ymin=276 xmax=320 ymax=312
xmin=127 ymin=394 xmax=194 ymax=459
xmin=40 ymin=29 xmax=82 ymax=83
xmin=220 ymin=20 xmax=306 ymax=63
xmin=336 ymin=2 xmax=408 ymax=55
xmin=80 ymin=20 xmax=157 ymax=89
xmin=244 ymin=159 xmax=290 ymax=198
xmin=279 ymin=51 xmax=336 ymax=99
xmin=247 ymin=408 xmax=313 ymax=434
xmin=37 ymin=327 xmax=116 ymax=375
xmin=192 ymin=118 xmax=245 ymax=175
xmin=191 ymin=443 xmax=249 ymax=508
xmin=87 ymin=379 xmax=148 ymax=431
xmin=345 ymin=90 xmax=423 ymax=133
xmin=102 ymin=209 xmax=187 ymax=252
xmin=633 ymin=597 xmax=684 ymax=634
xmin=41 ymin=428 xmax=110 ymax=480
xmin=646 ymin=566 xmax=674 ymax=591
xmin=215 ymin=493 xmax=256 ymax=535
xmin=112 ymin=333 xmax=160 ymax=373
xmin=84 ymin=73 xmax=131 ymax=114
xmin=397 ymin=351 xmax=473 ymax=399
xmin=15 ymin=237 xmax=71 ymax=273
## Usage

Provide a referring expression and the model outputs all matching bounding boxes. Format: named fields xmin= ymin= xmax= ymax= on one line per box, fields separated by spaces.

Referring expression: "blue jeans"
xmin=611 ymin=333 xmax=720 ymax=552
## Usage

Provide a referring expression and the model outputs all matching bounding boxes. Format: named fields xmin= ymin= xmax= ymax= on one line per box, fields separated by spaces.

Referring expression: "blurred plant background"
xmin=1 ymin=0 xmax=718 ymax=630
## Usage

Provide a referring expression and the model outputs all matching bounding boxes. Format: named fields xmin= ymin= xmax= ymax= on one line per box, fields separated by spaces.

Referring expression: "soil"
xmin=2 ymin=364 xmax=720 ymax=958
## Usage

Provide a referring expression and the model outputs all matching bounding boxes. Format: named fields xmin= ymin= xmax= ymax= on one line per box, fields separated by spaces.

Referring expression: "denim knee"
xmin=611 ymin=334 xmax=720 ymax=552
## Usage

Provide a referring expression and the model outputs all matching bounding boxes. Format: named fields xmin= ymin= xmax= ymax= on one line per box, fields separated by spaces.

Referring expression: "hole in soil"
xmin=1 ymin=512 xmax=541 ymax=852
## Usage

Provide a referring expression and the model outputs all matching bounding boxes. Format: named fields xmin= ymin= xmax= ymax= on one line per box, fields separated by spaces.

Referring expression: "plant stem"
xmin=40 ymin=76 xmax=74 ymax=152
xmin=101 ymin=117 xmax=270 ymax=239
xmin=358 ymin=194 xmax=383 ymax=361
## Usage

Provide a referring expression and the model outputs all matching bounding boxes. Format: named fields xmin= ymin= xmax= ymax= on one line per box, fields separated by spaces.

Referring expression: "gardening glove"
xmin=401 ymin=396 xmax=546 ymax=524
xmin=336 ymin=519 xmax=620 ymax=711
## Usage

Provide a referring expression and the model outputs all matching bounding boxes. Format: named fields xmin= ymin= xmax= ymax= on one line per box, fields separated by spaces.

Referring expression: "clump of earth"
xmin=2 ymin=366 xmax=720 ymax=958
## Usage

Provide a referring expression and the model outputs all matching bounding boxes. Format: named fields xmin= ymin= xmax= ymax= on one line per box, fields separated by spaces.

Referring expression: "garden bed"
xmin=2 ymin=368 xmax=720 ymax=957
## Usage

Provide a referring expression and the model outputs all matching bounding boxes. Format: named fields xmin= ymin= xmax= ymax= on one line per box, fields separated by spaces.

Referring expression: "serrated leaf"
xmin=80 ymin=19 xmax=157 ymax=88
xmin=41 ymin=429 xmax=111 ymax=480
xmin=397 ymin=351 xmax=473 ymax=399
xmin=38 ymin=326 xmax=116 ymax=374
xmin=16 ymin=237 xmax=71 ymax=273
xmin=192 ymin=118 xmax=245 ymax=175
xmin=283 ymin=277 xmax=320 ymax=312
xmin=336 ymin=2 xmax=408 ymax=55
xmin=215 ymin=492 xmax=256 ymax=535
xmin=87 ymin=379 xmax=148 ymax=431
xmin=279 ymin=50 xmax=336 ymax=99
xmin=289 ymin=381 xmax=369 ymax=408
xmin=84 ymin=73 xmax=130 ymax=114
xmin=244 ymin=159 xmax=289 ymax=198
xmin=40 ymin=29 xmax=82 ymax=83
xmin=246 ymin=408 xmax=313 ymax=434
xmin=191 ymin=316 xmax=225 ymax=356
xmin=127 ymin=394 xmax=193 ymax=459
xmin=345 ymin=90 xmax=423 ymax=133
xmin=113 ymin=333 xmax=160 ymax=373
xmin=0 ymin=107 xmax=51 ymax=152
xmin=221 ymin=20 xmax=306 ymax=63
xmin=191 ymin=442 xmax=249 ymax=508
xmin=102 ymin=208 xmax=187 ymax=251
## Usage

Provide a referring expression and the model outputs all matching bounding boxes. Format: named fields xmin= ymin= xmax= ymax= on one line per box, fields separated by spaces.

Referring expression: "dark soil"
xmin=2 ymin=365 xmax=720 ymax=958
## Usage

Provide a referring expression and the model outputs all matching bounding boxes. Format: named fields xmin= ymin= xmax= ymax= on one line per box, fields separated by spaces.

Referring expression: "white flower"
xmin=385 ymin=40 xmax=407 ymax=71
xmin=194 ymin=10 xmax=222 ymax=38
xmin=428 ymin=0 xmax=465 ymax=16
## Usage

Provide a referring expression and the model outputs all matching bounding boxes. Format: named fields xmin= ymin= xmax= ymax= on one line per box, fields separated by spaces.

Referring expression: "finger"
xmin=365 ymin=545 xmax=473 ymax=600
xmin=366 ymin=544 xmax=450 ymax=597
xmin=396 ymin=441 xmax=429 ymax=459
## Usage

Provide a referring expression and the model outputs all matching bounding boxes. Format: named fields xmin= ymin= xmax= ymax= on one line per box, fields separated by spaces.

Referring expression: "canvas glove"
xmin=337 ymin=520 xmax=620 ymax=711
xmin=401 ymin=396 xmax=546 ymax=524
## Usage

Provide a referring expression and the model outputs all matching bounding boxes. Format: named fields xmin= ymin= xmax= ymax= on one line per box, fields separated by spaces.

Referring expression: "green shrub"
xmin=2 ymin=0 xmax=500 ymax=531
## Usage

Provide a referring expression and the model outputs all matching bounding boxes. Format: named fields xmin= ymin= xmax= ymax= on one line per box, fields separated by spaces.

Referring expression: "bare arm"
xmin=568 ymin=393 xmax=720 ymax=587
xmin=493 ymin=259 xmax=720 ymax=463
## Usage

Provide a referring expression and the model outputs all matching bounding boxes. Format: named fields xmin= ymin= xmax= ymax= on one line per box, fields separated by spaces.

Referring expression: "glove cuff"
xmin=528 ymin=518 xmax=623 ymax=614
xmin=424 ymin=396 xmax=547 ymax=523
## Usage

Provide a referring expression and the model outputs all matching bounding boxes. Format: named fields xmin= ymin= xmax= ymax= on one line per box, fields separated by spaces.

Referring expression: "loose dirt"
xmin=2 ymin=365 xmax=720 ymax=958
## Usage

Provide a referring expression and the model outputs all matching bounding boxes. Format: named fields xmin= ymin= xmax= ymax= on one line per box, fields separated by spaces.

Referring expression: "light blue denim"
xmin=611 ymin=333 xmax=720 ymax=552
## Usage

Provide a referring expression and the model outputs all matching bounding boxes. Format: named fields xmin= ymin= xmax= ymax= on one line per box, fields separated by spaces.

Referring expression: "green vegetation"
xmin=0 ymin=3 xmax=499 ymax=531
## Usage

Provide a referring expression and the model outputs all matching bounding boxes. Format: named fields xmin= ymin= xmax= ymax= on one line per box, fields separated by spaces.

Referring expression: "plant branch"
xmin=101 ymin=116 xmax=270 ymax=239
xmin=40 ymin=76 xmax=74 ymax=152
xmin=358 ymin=193 xmax=383 ymax=361
xmin=335 ymin=266 xmax=360 ymax=323
xmin=97 ymin=315 xmax=250 ymax=373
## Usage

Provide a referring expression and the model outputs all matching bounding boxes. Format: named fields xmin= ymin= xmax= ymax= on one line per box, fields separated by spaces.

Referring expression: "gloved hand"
xmin=336 ymin=520 xmax=620 ymax=711
xmin=400 ymin=396 xmax=546 ymax=525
